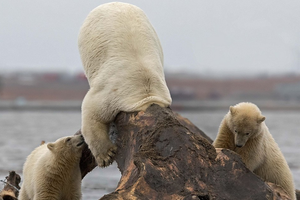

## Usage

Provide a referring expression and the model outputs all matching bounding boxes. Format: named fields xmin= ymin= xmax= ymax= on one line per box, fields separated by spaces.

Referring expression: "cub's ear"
xmin=47 ymin=143 xmax=55 ymax=151
xmin=257 ymin=115 xmax=266 ymax=123
xmin=229 ymin=106 xmax=236 ymax=115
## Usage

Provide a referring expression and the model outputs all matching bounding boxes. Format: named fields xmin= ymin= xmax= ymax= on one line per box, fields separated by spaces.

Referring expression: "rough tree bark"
xmin=99 ymin=104 xmax=292 ymax=200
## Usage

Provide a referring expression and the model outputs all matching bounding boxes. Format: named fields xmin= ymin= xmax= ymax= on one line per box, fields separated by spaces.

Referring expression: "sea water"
xmin=0 ymin=110 xmax=299 ymax=199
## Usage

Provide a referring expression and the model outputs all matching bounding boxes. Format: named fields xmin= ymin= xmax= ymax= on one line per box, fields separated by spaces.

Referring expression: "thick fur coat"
xmin=19 ymin=135 xmax=86 ymax=200
xmin=78 ymin=2 xmax=172 ymax=167
xmin=213 ymin=102 xmax=295 ymax=199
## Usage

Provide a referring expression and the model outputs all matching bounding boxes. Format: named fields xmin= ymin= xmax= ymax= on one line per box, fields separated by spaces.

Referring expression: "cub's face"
xmin=47 ymin=134 xmax=87 ymax=157
xmin=229 ymin=106 xmax=265 ymax=148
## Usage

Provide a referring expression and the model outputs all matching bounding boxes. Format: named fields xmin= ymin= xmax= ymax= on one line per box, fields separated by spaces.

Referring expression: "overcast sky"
xmin=1 ymin=0 xmax=300 ymax=76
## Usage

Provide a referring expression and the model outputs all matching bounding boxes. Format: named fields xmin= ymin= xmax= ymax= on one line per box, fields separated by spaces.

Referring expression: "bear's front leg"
xmin=33 ymin=194 xmax=60 ymax=200
xmin=81 ymin=93 xmax=117 ymax=167
xmin=82 ymin=119 xmax=117 ymax=167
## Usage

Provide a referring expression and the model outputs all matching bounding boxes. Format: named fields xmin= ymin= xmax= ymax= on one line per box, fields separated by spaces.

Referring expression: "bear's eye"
xmin=234 ymin=130 xmax=237 ymax=133
xmin=245 ymin=133 xmax=250 ymax=136
xmin=66 ymin=138 xmax=71 ymax=142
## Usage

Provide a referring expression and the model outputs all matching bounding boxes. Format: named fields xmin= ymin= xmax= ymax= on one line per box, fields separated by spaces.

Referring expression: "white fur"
xmin=213 ymin=102 xmax=296 ymax=199
xmin=19 ymin=135 xmax=85 ymax=200
xmin=78 ymin=2 xmax=172 ymax=167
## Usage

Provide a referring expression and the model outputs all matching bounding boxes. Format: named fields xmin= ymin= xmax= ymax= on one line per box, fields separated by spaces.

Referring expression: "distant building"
xmin=1 ymin=72 xmax=300 ymax=102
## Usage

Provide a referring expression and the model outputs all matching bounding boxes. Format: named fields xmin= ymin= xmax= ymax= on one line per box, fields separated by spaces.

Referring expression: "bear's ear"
xmin=47 ymin=143 xmax=55 ymax=151
xmin=257 ymin=115 xmax=266 ymax=123
xmin=229 ymin=106 xmax=236 ymax=115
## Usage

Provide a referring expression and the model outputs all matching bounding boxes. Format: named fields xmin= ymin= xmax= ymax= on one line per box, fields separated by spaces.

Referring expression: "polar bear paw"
xmin=95 ymin=145 xmax=117 ymax=167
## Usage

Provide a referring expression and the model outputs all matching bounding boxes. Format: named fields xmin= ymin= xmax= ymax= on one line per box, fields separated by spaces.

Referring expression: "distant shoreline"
xmin=1 ymin=100 xmax=300 ymax=112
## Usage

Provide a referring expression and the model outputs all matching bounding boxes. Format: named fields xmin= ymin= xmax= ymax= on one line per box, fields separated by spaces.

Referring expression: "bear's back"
xmin=21 ymin=144 xmax=50 ymax=198
xmin=78 ymin=2 xmax=164 ymax=81
xmin=23 ymin=144 xmax=49 ymax=172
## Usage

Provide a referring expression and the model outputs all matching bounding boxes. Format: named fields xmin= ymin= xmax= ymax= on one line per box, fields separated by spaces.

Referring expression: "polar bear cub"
xmin=213 ymin=102 xmax=295 ymax=199
xmin=78 ymin=2 xmax=172 ymax=167
xmin=19 ymin=135 xmax=86 ymax=200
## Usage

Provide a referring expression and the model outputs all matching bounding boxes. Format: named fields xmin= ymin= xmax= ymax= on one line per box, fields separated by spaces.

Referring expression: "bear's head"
xmin=47 ymin=134 xmax=86 ymax=160
xmin=228 ymin=102 xmax=265 ymax=148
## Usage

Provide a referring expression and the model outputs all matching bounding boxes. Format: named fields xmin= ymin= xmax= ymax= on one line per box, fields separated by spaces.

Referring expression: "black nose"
xmin=236 ymin=144 xmax=243 ymax=148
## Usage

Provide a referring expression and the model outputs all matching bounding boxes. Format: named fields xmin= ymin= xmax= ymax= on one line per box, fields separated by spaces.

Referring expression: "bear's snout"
xmin=236 ymin=144 xmax=243 ymax=148
xmin=76 ymin=141 xmax=85 ymax=147
xmin=76 ymin=135 xmax=86 ymax=147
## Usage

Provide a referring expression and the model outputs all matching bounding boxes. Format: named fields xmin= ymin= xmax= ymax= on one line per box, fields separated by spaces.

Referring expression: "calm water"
xmin=0 ymin=110 xmax=299 ymax=199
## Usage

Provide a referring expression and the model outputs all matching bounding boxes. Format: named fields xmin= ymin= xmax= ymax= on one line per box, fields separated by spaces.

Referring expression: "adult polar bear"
xmin=78 ymin=2 xmax=172 ymax=167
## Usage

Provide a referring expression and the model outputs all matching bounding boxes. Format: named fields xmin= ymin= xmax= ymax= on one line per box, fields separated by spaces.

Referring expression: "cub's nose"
xmin=236 ymin=144 xmax=243 ymax=148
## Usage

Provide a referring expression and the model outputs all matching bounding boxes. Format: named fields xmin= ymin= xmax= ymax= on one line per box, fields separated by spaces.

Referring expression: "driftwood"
xmin=100 ymin=104 xmax=293 ymax=200
xmin=2 ymin=104 xmax=299 ymax=199
xmin=0 ymin=171 xmax=20 ymax=200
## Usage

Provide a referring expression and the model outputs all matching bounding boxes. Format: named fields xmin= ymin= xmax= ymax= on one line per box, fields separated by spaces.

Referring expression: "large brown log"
xmin=99 ymin=104 xmax=292 ymax=200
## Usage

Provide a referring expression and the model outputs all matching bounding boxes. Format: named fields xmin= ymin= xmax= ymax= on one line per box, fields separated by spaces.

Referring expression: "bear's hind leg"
xmin=82 ymin=91 xmax=117 ymax=167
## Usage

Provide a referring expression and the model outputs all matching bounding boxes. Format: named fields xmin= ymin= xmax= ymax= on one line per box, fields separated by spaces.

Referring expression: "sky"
xmin=1 ymin=0 xmax=300 ymax=76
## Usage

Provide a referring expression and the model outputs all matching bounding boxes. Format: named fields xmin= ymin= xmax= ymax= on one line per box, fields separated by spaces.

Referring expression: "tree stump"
xmin=99 ymin=104 xmax=291 ymax=200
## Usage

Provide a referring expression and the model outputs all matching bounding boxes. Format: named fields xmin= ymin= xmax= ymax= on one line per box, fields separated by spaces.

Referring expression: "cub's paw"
xmin=95 ymin=145 xmax=117 ymax=167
